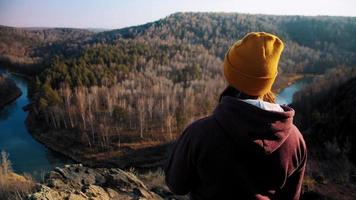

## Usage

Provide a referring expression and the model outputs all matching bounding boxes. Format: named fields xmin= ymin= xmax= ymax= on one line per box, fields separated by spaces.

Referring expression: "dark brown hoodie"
xmin=165 ymin=95 xmax=307 ymax=200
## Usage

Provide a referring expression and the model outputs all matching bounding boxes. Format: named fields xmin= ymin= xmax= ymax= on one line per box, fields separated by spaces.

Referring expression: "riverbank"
xmin=0 ymin=75 xmax=22 ymax=108
xmin=272 ymin=73 xmax=304 ymax=93
xmin=0 ymin=60 xmax=41 ymax=78
xmin=26 ymin=110 xmax=171 ymax=171
xmin=0 ymin=67 xmax=73 ymax=179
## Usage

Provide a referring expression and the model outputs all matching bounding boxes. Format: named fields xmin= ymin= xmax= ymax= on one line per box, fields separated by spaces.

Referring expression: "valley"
xmin=1 ymin=12 xmax=356 ymax=199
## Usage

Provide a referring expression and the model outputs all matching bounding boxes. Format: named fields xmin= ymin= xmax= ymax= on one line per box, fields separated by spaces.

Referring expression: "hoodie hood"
xmin=213 ymin=96 xmax=295 ymax=154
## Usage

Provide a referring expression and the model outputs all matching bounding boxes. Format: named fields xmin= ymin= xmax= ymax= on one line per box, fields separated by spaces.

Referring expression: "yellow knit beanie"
xmin=223 ymin=32 xmax=284 ymax=96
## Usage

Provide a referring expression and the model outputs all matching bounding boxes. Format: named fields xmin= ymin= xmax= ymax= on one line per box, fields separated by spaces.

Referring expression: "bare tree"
xmin=0 ymin=151 xmax=11 ymax=176
xmin=61 ymin=84 xmax=74 ymax=128
xmin=137 ymin=97 xmax=145 ymax=138
xmin=75 ymin=87 xmax=87 ymax=130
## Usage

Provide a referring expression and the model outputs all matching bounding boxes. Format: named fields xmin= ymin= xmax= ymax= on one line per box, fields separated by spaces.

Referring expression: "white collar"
xmin=240 ymin=99 xmax=284 ymax=112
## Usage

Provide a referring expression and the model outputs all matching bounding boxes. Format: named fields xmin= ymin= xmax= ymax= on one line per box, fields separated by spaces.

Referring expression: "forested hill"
xmin=291 ymin=69 xmax=356 ymax=198
xmin=94 ymin=13 xmax=356 ymax=73
xmin=301 ymin=77 xmax=356 ymax=158
xmin=0 ymin=25 xmax=93 ymax=74
xmin=1 ymin=12 xmax=356 ymax=170
xmin=0 ymin=25 xmax=93 ymax=43
xmin=1 ymin=13 xmax=356 ymax=76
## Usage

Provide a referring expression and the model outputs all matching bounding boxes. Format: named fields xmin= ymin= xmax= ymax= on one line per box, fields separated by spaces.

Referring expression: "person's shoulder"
xmin=186 ymin=115 xmax=217 ymax=130
xmin=183 ymin=115 xmax=218 ymax=138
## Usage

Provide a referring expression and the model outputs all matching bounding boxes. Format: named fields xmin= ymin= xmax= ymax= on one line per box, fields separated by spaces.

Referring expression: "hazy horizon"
xmin=1 ymin=11 xmax=356 ymax=30
xmin=0 ymin=0 xmax=356 ymax=29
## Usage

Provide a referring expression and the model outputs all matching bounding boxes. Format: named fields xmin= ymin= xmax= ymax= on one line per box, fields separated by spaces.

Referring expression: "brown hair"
xmin=219 ymin=86 xmax=277 ymax=104
xmin=261 ymin=91 xmax=276 ymax=103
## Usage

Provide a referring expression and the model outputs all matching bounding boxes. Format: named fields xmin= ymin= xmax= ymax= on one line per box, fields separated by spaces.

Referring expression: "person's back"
xmin=165 ymin=32 xmax=307 ymax=200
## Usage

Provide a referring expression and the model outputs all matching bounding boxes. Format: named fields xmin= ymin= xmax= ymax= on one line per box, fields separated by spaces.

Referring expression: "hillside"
xmin=0 ymin=25 xmax=93 ymax=75
xmin=95 ymin=13 xmax=356 ymax=73
xmin=2 ymin=13 xmax=356 ymax=75
xmin=292 ymin=70 xmax=356 ymax=199
xmin=1 ymin=12 xmax=356 ymax=199
xmin=0 ymin=74 xmax=22 ymax=108
xmin=2 ymin=12 xmax=356 ymax=167
xmin=293 ymin=70 xmax=356 ymax=165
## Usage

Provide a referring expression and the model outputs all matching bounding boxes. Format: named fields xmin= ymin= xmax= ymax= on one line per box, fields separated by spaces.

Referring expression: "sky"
xmin=0 ymin=0 xmax=355 ymax=29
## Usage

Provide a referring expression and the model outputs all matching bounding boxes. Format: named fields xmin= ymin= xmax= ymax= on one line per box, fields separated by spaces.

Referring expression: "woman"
xmin=165 ymin=32 xmax=307 ymax=200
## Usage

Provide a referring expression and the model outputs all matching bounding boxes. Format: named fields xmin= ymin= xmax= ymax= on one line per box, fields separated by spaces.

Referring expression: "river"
xmin=276 ymin=78 xmax=309 ymax=105
xmin=0 ymin=68 xmax=72 ymax=180
xmin=0 ymin=68 xmax=308 ymax=180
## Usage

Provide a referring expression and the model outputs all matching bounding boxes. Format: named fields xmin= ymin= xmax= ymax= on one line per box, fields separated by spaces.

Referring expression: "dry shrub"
xmin=139 ymin=168 xmax=166 ymax=189
xmin=306 ymin=138 xmax=354 ymax=186
xmin=0 ymin=151 xmax=35 ymax=200
xmin=303 ymin=176 xmax=317 ymax=193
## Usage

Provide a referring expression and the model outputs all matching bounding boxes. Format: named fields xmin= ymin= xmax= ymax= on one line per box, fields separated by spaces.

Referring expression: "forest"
xmin=1 ymin=12 xmax=356 ymax=199
xmin=1 ymin=12 xmax=356 ymax=155
xmin=0 ymin=75 xmax=21 ymax=108
xmin=289 ymin=67 xmax=356 ymax=199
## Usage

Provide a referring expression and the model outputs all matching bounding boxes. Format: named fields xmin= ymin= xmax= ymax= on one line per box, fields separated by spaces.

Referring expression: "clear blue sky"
xmin=0 ymin=0 xmax=355 ymax=29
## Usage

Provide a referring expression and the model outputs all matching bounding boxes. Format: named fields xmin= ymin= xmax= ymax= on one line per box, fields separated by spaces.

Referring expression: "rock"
xmin=84 ymin=185 xmax=110 ymax=200
xmin=151 ymin=187 xmax=173 ymax=198
xmin=28 ymin=164 xmax=162 ymax=200
xmin=106 ymin=188 xmax=119 ymax=199
xmin=54 ymin=167 xmax=70 ymax=179
xmin=67 ymin=193 xmax=87 ymax=200
xmin=95 ymin=173 xmax=106 ymax=185
xmin=47 ymin=178 xmax=65 ymax=188
xmin=106 ymin=169 xmax=148 ymax=191
xmin=29 ymin=185 xmax=63 ymax=200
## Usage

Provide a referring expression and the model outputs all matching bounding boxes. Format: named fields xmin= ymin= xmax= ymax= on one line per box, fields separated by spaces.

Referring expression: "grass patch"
xmin=0 ymin=151 xmax=35 ymax=200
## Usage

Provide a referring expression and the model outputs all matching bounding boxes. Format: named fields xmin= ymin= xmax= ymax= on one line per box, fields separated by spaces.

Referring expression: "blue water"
xmin=0 ymin=68 xmax=72 ymax=180
xmin=276 ymin=78 xmax=309 ymax=105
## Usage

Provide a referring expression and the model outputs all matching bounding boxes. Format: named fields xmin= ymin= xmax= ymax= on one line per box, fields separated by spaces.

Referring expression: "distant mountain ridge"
xmin=1 ymin=12 xmax=356 ymax=75
xmin=0 ymin=25 xmax=93 ymax=42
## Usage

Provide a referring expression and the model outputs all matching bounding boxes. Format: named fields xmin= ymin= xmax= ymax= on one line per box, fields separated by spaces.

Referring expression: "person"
xmin=164 ymin=32 xmax=307 ymax=200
